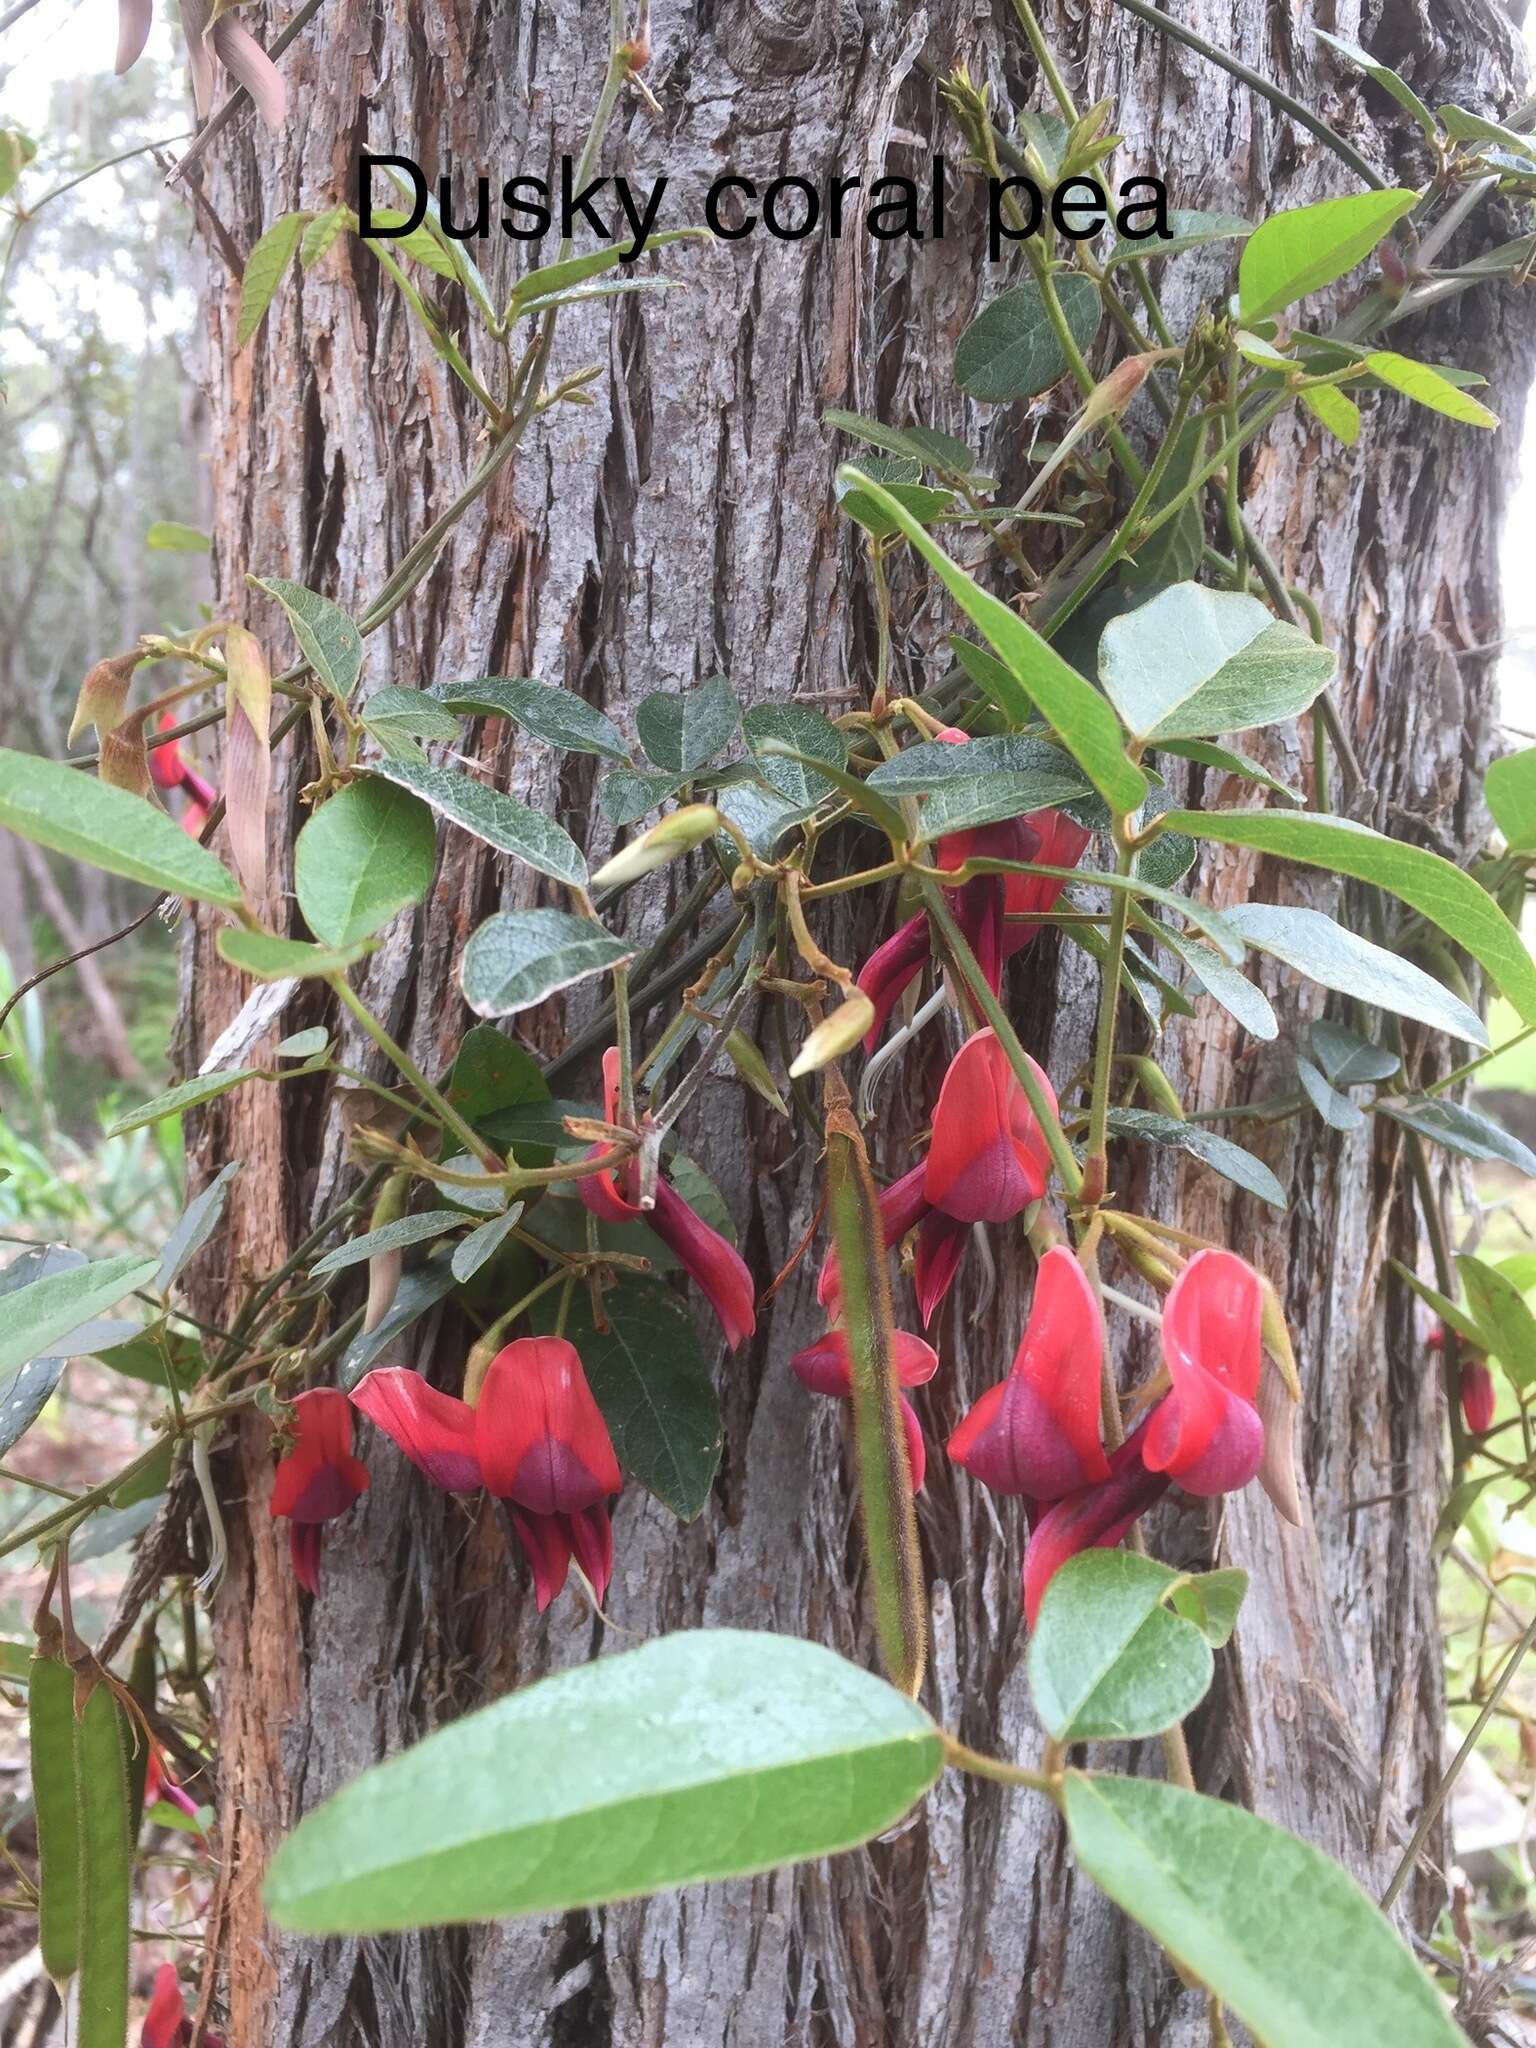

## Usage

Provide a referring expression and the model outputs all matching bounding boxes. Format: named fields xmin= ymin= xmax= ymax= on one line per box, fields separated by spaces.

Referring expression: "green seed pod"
xmin=123 ymin=1619 xmax=158 ymax=1833
xmin=29 ymin=1646 xmax=82 ymax=1986
xmin=75 ymin=1672 xmax=132 ymax=2048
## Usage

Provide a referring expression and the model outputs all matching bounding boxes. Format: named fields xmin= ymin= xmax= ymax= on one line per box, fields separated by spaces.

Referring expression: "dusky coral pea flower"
xmin=351 ymin=1339 xmax=622 ymax=1610
xmin=817 ymin=1032 xmax=1058 ymax=1326
xmin=1142 ymin=1249 xmax=1265 ymax=1495
xmin=150 ymin=710 xmax=217 ymax=838
xmin=144 ymin=1746 xmax=202 ymax=1829
xmin=141 ymin=1962 xmax=225 ymax=2048
xmin=268 ymin=1388 xmax=370 ymax=1596
xmin=578 ymin=1048 xmax=756 ymax=1349
xmin=1460 ymin=1357 xmax=1496 ymax=1434
xmin=1023 ymin=1421 xmax=1171 ymax=1627
xmin=789 ymin=1326 xmax=937 ymax=1491
xmin=948 ymin=1247 xmax=1110 ymax=1499
xmin=854 ymin=728 xmax=1092 ymax=1049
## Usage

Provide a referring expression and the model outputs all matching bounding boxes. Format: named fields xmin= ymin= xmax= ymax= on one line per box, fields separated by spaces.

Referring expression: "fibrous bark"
xmin=182 ymin=3 xmax=1534 ymax=2042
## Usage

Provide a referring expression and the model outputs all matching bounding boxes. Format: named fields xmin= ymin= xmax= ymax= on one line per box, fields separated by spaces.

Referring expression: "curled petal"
xmin=648 ymin=1177 xmax=757 ymax=1348
xmin=900 ymin=1394 xmax=927 ymax=1494
xmin=508 ymin=1506 xmax=572 ymax=1612
xmin=289 ymin=1521 xmax=323 ymax=1596
xmin=1023 ymin=1424 xmax=1170 ymax=1627
xmin=567 ymin=1501 xmax=615 ymax=1604
xmin=790 ymin=1326 xmax=939 ymax=1397
xmin=476 ymin=1338 xmax=621 ymax=1510
xmin=855 ymin=913 xmax=931 ymax=1049
xmin=924 ymin=1029 xmax=1055 ymax=1224
xmin=576 ymin=1144 xmax=644 ymax=1223
xmin=914 ymin=1209 xmax=967 ymax=1326
xmin=142 ymin=1966 xmax=190 ymax=2048
xmin=1002 ymin=808 xmax=1092 ymax=955
xmin=149 ymin=711 xmax=186 ymax=790
xmin=351 ymin=1367 xmax=482 ymax=1492
xmin=1142 ymin=1371 xmax=1265 ymax=1496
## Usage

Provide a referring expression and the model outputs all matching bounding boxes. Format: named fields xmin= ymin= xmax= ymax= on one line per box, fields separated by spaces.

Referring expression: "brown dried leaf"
xmin=210 ymin=12 xmax=286 ymax=129
xmin=224 ymin=698 xmax=271 ymax=900
xmin=177 ymin=0 xmax=217 ymax=119
xmin=68 ymin=651 xmax=140 ymax=747
xmin=1256 ymin=1356 xmax=1303 ymax=1527
xmin=99 ymin=725 xmax=152 ymax=798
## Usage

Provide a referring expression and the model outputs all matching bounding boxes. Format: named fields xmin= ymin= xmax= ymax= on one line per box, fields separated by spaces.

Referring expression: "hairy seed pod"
xmin=29 ymin=1645 xmax=81 ymax=1986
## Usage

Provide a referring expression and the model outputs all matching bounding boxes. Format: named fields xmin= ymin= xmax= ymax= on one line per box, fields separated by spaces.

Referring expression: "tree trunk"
xmin=183 ymin=3 xmax=1535 ymax=2043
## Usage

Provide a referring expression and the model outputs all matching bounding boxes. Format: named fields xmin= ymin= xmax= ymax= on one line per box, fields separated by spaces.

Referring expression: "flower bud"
xmin=592 ymin=804 xmax=722 ymax=890
xmin=788 ymin=990 xmax=877 ymax=1077
xmin=68 ymin=651 xmax=140 ymax=747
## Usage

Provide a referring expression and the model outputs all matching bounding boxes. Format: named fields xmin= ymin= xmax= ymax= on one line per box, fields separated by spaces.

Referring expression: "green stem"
xmin=1084 ymin=832 xmax=1135 ymax=1202
xmin=942 ymin=1734 xmax=1055 ymax=1795
xmin=325 ymin=973 xmax=496 ymax=1169
xmin=612 ymin=960 xmax=636 ymax=1127
xmin=1007 ymin=0 xmax=1078 ymax=120
xmin=920 ymin=878 xmax=1084 ymax=1199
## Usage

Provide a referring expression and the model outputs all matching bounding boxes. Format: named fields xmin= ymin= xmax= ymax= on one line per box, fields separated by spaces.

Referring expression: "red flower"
xmin=818 ymin=1033 xmax=1057 ymax=1326
xmin=789 ymin=1326 xmax=935 ymax=1490
xmin=144 ymin=1746 xmax=202 ymax=1828
xmin=352 ymin=1339 xmax=622 ymax=1610
xmin=578 ymin=1048 xmax=756 ymax=1348
xmin=141 ymin=1963 xmax=224 ymax=2048
xmin=1460 ymin=1357 xmax=1495 ymax=1434
xmin=1023 ymin=1422 xmax=1170 ymax=1626
xmin=1142 ymin=1249 xmax=1265 ymax=1495
xmin=948 ymin=1247 xmax=1110 ymax=1499
xmin=268 ymin=1389 xmax=370 ymax=1595
xmin=150 ymin=710 xmax=217 ymax=838
xmin=853 ymin=732 xmax=1091 ymax=1049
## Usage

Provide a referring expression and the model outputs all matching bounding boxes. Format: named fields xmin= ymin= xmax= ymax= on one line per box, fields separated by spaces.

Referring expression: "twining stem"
xmin=825 ymin=1104 xmax=927 ymax=1699
xmin=1007 ymin=0 xmax=1077 ymax=121
xmin=1083 ymin=831 xmax=1136 ymax=1204
xmin=324 ymin=973 xmax=498 ymax=1170
xmin=1381 ymin=1600 xmax=1536 ymax=1911
xmin=612 ymin=960 xmax=636 ymax=1127
xmin=920 ymin=878 xmax=1085 ymax=1200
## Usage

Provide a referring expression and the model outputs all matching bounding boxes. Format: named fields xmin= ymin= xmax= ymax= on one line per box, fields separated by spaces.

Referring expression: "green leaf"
xmin=296 ymin=778 xmax=438 ymax=947
xmin=339 ymin=1258 xmax=460 ymax=1389
xmin=370 ymin=758 xmax=586 ymax=888
xmin=1104 ymin=208 xmax=1251 ymax=267
xmin=217 ymin=930 xmax=372 ymax=980
xmin=450 ymin=1205 xmax=524 ymax=1283
xmin=1309 ymin=1019 xmax=1399 ymax=1086
xmin=1390 ymin=1259 xmax=1490 ymax=1354
xmin=300 ymin=204 xmax=349 ymax=268
xmin=446 ymin=1022 xmax=552 ymax=1134
xmin=867 ymin=733 xmax=1088 ymax=799
xmin=361 ymin=685 xmax=462 ymax=753
xmin=1155 ymin=927 xmax=1278 ymax=1040
xmin=0 ymin=1252 xmax=157 ymax=1389
xmin=1028 ymin=1551 xmax=1216 ymax=1742
xmin=836 ymin=469 xmax=955 ymax=539
xmin=461 ymin=908 xmax=633 ymax=1019
xmin=752 ymin=747 xmax=908 ymax=845
xmin=0 ymin=749 xmax=242 ymax=907
xmin=93 ymin=1330 xmax=201 ymax=1393
xmin=1361 ymin=351 xmax=1498 ymax=428
xmin=1300 ymin=382 xmax=1362 ymax=446
xmin=312 ymin=1212 xmax=466 ymax=1278
xmin=1064 ymin=1773 xmax=1466 ymax=2048
xmin=1486 ymin=747 xmax=1536 ymax=852
xmin=1156 ymin=738 xmax=1303 ymax=807
xmin=599 ymin=768 xmax=683 ymax=827
xmin=742 ymin=705 xmax=849 ymax=807
xmin=157 ymin=1161 xmax=241 ymax=1291
xmin=1457 ymin=1255 xmax=1536 ymax=1389
xmin=1380 ymin=1097 xmax=1536 ymax=1177
xmin=251 ymin=575 xmax=363 ymax=702
xmin=918 ymin=769 xmax=1096 ymax=840
xmin=1098 ymin=584 xmax=1336 ymax=743
xmin=237 ymin=210 xmax=306 ymax=346
xmin=1162 ymin=808 xmax=1536 ymax=1025
xmin=0 ymin=129 xmax=37 ymax=206
xmin=953 ymin=276 xmax=1102 ymax=403
xmin=1438 ymin=104 xmax=1536 ymax=155
xmin=276 ymin=1026 xmax=329 ymax=1059
xmin=264 ymin=1629 xmax=942 ymax=1933
xmin=636 ymin=676 xmax=740 ymax=775
xmin=504 ymin=228 xmax=709 ymax=319
xmin=1104 ymin=1107 xmax=1286 ymax=1208
xmin=435 ymin=676 xmax=630 ymax=762
xmin=106 ymin=1069 xmax=261 ymax=1137
xmin=839 ymin=472 xmax=1146 ymax=814
xmin=144 ymin=521 xmax=210 ymax=553
xmin=821 ymin=408 xmax=974 ymax=475
xmin=1237 ymin=189 xmax=1418 ymax=322
xmin=1296 ymin=1053 xmax=1364 ymax=1130
xmin=533 ymin=1273 xmax=721 ymax=1520
xmin=1222 ymin=903 xmax=1487 ymax=1044
xmin=1167 ymin=1567 xmax=1248 ymax=1647
xmin=1121 ymin=414 xmax=1211 ymax=589
xmin=0 ymin=1248 xmax=123 ymax=1456
xmin=350 ymin=205 xmax=458 ymax=278
xmin=1313 ymin=30 xmax=1436 ymax=136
